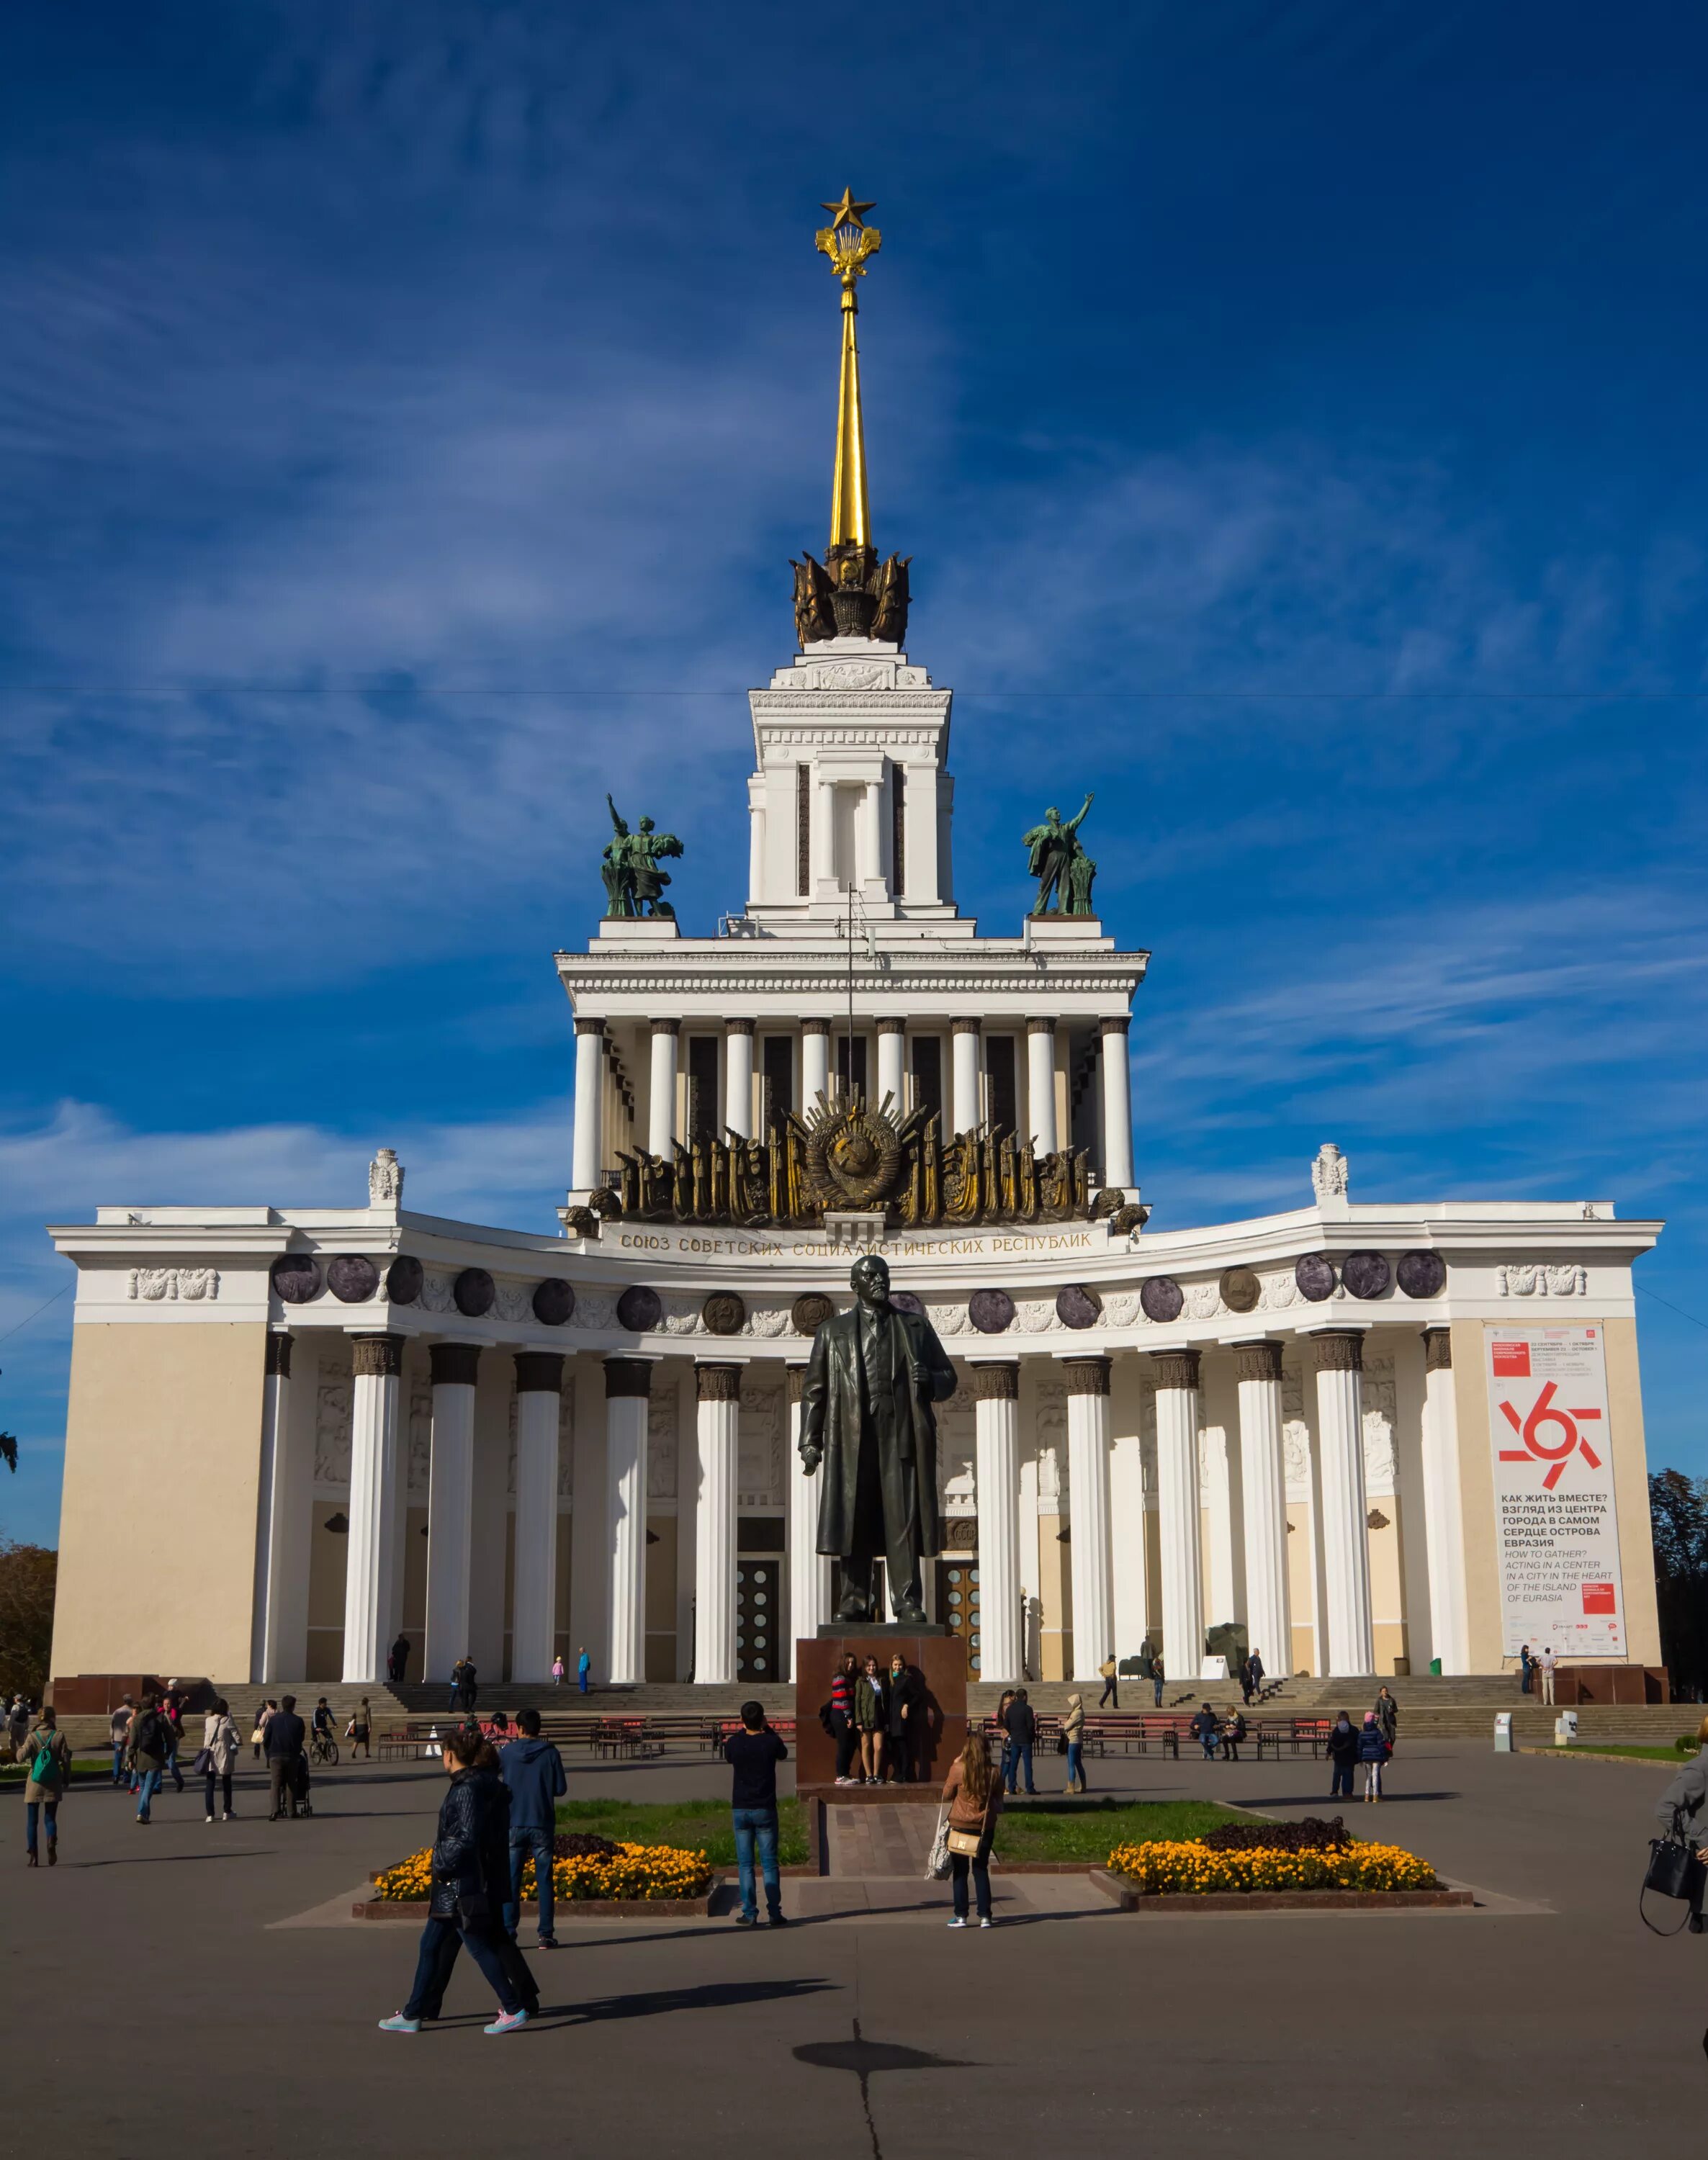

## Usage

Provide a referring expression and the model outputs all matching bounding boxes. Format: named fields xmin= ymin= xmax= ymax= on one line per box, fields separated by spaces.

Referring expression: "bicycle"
xmin=310 ymin=1729 xmax=339 ymax=1767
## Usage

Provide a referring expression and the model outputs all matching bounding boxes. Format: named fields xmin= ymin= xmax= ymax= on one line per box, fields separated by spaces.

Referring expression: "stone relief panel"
xmin=493 ymin=1279 xmax=535 ymax=1324
xmin=128 ymin=1266 xmax=220 ymax=1301
xmin=1281 ymin=1358 xmax=1312 ymax=1502
xmin=1103 ymin=1290 xmax=1142 ymax=1327
xmin=407 ymin=1380 xmax=431 ymax=1500
xmin=1259 ymin=1269 xmax=1303 ymax=1312
xmin=418 ymin=1271 xmax=457 ymax=1315
xmin=744 ymin=1303 xmax=792 ymax=1338
xmin=658 ymin=1295 xmax=701 ymax=1336
xmin=1013 ymin=1297 xmax=1056 ymax=1333
xmin=1498 ymin=1264 xmax=1587 ymax=1297
xmin=647 ymin=1390 xmax=677 ymax=1500
xmin=573 ymin=1290 xmax=616 ymax=1331
xmin=315 ymin=1377 xmax=352 ymax=1490
xmin=1034 ymin=1375 xmax=1066 ymax=1506
xmin=1183 ymin=1281 xmax=1221 ymax=1321
xmin=1362 ymin=1355 xmax=1397 ymax=1498
xmin=937 ymin=1377 xmax=976 ymax=1515
xmin=738 ymin=1385 xmax=783 ymax=1509
xmin=930 ymin=1298 xmax=971 ymax=1336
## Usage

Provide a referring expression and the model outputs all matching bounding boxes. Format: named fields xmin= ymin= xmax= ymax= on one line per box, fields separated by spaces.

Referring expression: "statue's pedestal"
xmin=794 ymin=1629 xmax=967 ymax=1802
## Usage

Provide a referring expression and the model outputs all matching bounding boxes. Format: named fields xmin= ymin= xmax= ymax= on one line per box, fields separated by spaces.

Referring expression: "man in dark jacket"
xmin=502 ymin=1710 xmax=567 ymax=1949
xmin=1003 ymin=1689 xmax=1038 ymax=1796
xmin=266 ymin=1694 xmax=307 ymax=1821
xmin=1190 ymin=1703 xmax=1220 ymax=1760
xmin=726 ymin=1700 xmax=789 ymax=1927
xmin=1326 ymin=1711 xmax=1359 ymax=1799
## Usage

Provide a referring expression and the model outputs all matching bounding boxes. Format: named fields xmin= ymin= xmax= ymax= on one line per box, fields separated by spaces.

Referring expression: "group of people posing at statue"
xmin=824 ymin=1650 xmax=925 ymax=1783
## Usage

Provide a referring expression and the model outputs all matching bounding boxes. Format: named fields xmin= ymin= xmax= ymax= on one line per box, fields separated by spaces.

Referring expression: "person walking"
xmin=131 ymin=1692 xmax=173 ymax=1824
xmin=459 ymin=1659 xmax=479 ymax=1714
xmin=577 ymin=1646 xmax=591 ymax=1695
xmin=830 ymin=1652 xmax=859 ymax=1786
xmin=1151 ymin=1653 xmax=1166 ymax=1709
xmin=993 ymin=1689 xmax=1016 ymax=1791
xmin=200 ymin=1698 xmax=240 ymax=1822
xmin=251 ymin=1698 xmax=276 ymax=1763
xmin=1358 ymin=1710 xmax=1390 ymax=1801
xmin=448 ymin=1659 xmax=467 ymax=1714
xmin=1326 ymin=1711 xmax=1359 ymax=1801
xmin=1373 ymin=1686 xmax=1400 ymax=1749
xmin=726 ymin=1699 xmax=789 ymax=1928
xmin=1238 ymin=1657 xmax=1256 ymax=1706
xmin=1656 ymin=1716 xmax=1708 ymax=1934
xmin=22 ymin=1707 xmax=71 ymax=1866
xmin=1539 ymin=1646 xmax=1558 ymax=1706
xmin=387 ymin=1633 xmax=411 ymax=1686
xmin=1248 ymin=1647 xmax=1266 ymax=1698
xmin=161 ymin=1683 xmax=186 ymax=1794
xmin=109 ymin=1696 xmax=134 ymax=1786
xmin=885 ymin=1654 xmax=920 ymax=1784
xmin=854 ymin=1655 xmax=887 ymax=1786
xmin=1191 ymin=1701 xmax=1220 ymax=1762
xmin=1518 ymin=1644 xmax=1534 ymax=1694
xmin=348 ymin=1697 xmax=372 ymax=1761
xmin=941 ymin=1728 xmax=1004 ymax=1929
xmin=265 ymin=1694 xmax=308 ymax=1821
xmin=1097 ymin=1656 xmax=1119 ymax=1710
xmin=501 ymin=1709 xmax=567 ymax=1951
xmin=551 ymin=1655 xmax=565 ymax=1688
xmin=377 ymin=1725 xmax=534 ymax=2035
xmin=1002 ymin=1688 xmax=1038 ymax=1796
xmin=1062 ymin=1691 xmax=1088 ymax=1794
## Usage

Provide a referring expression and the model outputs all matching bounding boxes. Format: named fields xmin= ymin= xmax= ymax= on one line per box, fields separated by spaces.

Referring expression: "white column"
xmin=571 ymin=1017 xmax=604 ymax=1190
xmin=251 ymin=1331 xmax=293 ymax=1681
xmin=747 ymin=773 xmax=765 ymax=904
xmin=950 ymin=1018 xmax=981 ymax=1133
xmin=724 ymin=1019 xmax=755 ymax=1142
xmin=1064 ymin=1357 xmax=1114 ymax=1681
xmin=876 ymin=1018 xmax=906 ymax=1116
xmin=423 ymin=1341 xmax=480 ymax=1682
xmin=801 ymin=1020 xmax=831 ymax=1109
xmin=343 ymin=1332 xmax=403 ymax=1684
xmin=1421 ymin=1328 xmax=1470 ymax=1675
xmin=1203 ymin=1415 xmax=1238 ymax=1629
xmin=786 ymin=1366 xmax=830 ymax=1678
xmin=1109 ymin=1358 xmax=1149 ymax=1666
xmin=512 ymin=1353 xmax=565 ymax=1682
xmin=974 ymin=1363 xmax=1022 ymax=1683
xmin=1313 ymin=1332 xmax=1374 ymax=1675
xmin=693 ymin=1363 xmax=740 ymax=1685
xmin=1027 ymin=1017 xmax=1058 ymax=1153
xmin=1099 ymin=1015 xmax=1134 ymax=1189
xmin=857 ymin=776 xmax=882 ymax=883
xmin=1151 ymin=1349 xmax=1204 ymax=1682
xmin=603 ymin=1358 xmax=650 ymax=1686
xmin=1235 ymin=1340 xmax=1291 ymax=1688
xmin=648 ymin=1019 xmax=679 ymax=1158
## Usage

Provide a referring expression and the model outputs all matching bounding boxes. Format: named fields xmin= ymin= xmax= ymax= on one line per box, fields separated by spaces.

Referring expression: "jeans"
xmin=578 ymin=1668 xmax=590 ymax=1693
xmin=950 ymin=1842 xmax=992 ymax=1920
xmin=25 ymin=1799 xmax=58 ymax=1853
xmin=166 ymin=1746 xmax=184 ymax=1793
xmin=1066 ymin=1740 xmax=1086 ymax=1790
xmin=403 ymin=1914 xmax=519 ymax=2020
xmin=732 ymin=1806 xmax=781 ymax=1920
xmin=111 ymin=1742 xmax=127 ymax=1783
xmin=1099 ymin=1680 xmax=1118 ymax=1708
xmin=1200 ymin=1737 xmax=1218 ymax=1760
xmin=449 ymin=1685 xmax=462 ymax=1710
xmin=831 ymin=1710 xmax=857 ymax=1781
xmin=204 ymin=1768 xmax=234 ymax=1814
xmin=1329 ymin=1763 xmax=1354 ymax=1798
xmin=135 ymin=1766 xmax=163 ymax=1819
xmin=508 ymin=1826 xmax=557 ymax=1942
xmin=1005 ymin=1742 xmax=1035 ymax=1794
xmin=1153 ymin=1678 xmax=1164 ymax=1707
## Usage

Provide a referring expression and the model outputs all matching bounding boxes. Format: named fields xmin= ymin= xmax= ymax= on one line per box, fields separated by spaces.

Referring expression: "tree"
xmin=0 ymin=1540 xmax=55 ymax=1701
xmin=1650 ymin=1470 xmax=1708 ymax=1700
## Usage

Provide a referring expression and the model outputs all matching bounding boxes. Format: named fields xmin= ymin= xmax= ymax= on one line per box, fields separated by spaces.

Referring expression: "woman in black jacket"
xmin=378 ymin=1728 xmax=535 ymax=2035
xmin=884 ymin=1655 xmax=922 ymax=1783
xmin=1326 ymin=1711 xmax=1359 ymax=1800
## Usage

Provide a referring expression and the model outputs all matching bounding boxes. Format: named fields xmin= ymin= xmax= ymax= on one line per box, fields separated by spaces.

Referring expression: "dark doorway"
xmin=736 ymin=1560 xmax=781 ymax=1682
xmin=686 ymin=1035 xmax=719 ymax=1140
xmin=936 ymin=1558 xmax=981 ymax=1676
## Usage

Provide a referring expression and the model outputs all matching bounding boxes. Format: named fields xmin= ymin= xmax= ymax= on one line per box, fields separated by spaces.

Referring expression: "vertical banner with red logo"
xmin=1485 ymin=1325 xmax=1623 ymax=1657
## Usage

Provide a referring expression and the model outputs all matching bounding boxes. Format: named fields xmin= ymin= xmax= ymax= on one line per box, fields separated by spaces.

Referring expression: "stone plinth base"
xmin=814 ymin=1621 xmax=951 ymax=1639
xmin=795 ymin=1631 xmax=967 ymax=1791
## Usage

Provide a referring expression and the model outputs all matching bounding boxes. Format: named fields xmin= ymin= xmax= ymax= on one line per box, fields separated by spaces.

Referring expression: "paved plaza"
xmin=4 ymin=1736 xmax=1704 ymax=2154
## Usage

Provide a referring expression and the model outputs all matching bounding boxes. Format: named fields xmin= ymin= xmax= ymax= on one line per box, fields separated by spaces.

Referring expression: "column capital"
xmin=1311 ymin=1331 xmax=1365 ymax=1373
xmin=695 ymin=1362 xmax=742 ymax=1403
xmin=1064 ymin=1356 xmax=1111 ymax=1397
xmin=429 ymin=1341 xmax=482 ymax=1388
xmin=573 ymin=1015 xmax=606 ymax=1038
xmin=1098 ymin=1013 xmax=1131 ymax=1037
xmin=1423 ymin=1327 xmax=1452 ymax=1373
xmin=1231 ymin=1340 xmax=1284 ymax=1385
xmin=973 ymin=1362 xmax=1020 ymax=1401
xmin=801 ymin=1017 xmax=831 ymax=1037
xmin=1026 ymin=1014 xmax=1057 ymax=1036
xmin=876 ymin=1015 xmax=906 ymax=1035
xmin=951 ymin=1017 xmax=981 ymax=1038
xmin=514 ymin=1351 xmax=565 ymax=1395
xmin=650 ymin=1016 xmax=681 ymax=1037
xmin=1149 ymin=1347 xmax=1201 ymax=1390
xmin=786 ymin=1364 xmax=809 ymax=1403
xmin=726 ymin=1017 xmax=756 ymax=1036
xmin=603 ymin=1356 xmax=652 ymax=1400
xmin=264 ymin=1331 xmax=292 ymax=1379
xmin=351 ymin=1332 xmax=404 ymax=1379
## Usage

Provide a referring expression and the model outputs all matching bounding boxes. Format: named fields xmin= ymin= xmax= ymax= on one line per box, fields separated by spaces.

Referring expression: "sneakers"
xmin=834 ymin=1776 xmax=855 ymax=1786
xmin=734 ymin=1911 xmax=758 ymax=1927
xmin=536 ymin=1937 xmax=558 ymax=1950
xmin=946 ymin=1917 xmax=967 ymax=1929
xmin=223 ymin=1811 xmax=234 ymax=1821
xmin=979 ymin=1917 xmax=993 ymax=1928
xmin=377 ymin=2014 xmax=421 ymax=2035
xmin=484 ymin=2008 xmax=529 ymax=2035
xmin=768 ymin=1911 xmax=789 ymax=1927
xmin=206 ymin=1814 xmax=215 ymax=1824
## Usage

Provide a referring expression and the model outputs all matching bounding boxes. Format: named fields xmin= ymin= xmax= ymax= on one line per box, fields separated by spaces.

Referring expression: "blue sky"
xmin=2 ymin=2 xmax=1705 ymax=1546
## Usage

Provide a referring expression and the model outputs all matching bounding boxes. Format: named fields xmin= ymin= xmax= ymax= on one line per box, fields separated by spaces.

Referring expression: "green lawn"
xmin=989 ymin=1797 xmax=1256 ymax=1863
xmin=0 ymin=1755 xmax=114 ymax=1783
xmin=554 ymin=1796 xmax=811 ymax=1868
xmin=1547 ymin=1742 xmax=1692 ymax=1763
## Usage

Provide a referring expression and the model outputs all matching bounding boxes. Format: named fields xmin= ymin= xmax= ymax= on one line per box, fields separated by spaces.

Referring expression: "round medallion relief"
xmin=968 ymin=1288 xmax=1015 ymax=1334
xmin=1341 ymin=1250 xmax=1392 ymax=1300
xmin=271 ymin=1254 xmax=321 ymax=1305
xmin=533 ymin=1277 xmax=576 ymax=1326
xmin=1395 ymin=1249 xmax=1447 ymax=1300
xmin=701 ymin=1291 xmax=747 ymax=1336
xmin=616 ymin=1284 xmax=662 ymax=1333
xmin=385 ymin=1256 xmax=423 ymax=1305
xmin=1056 ymin=1284 xmax=1102 ymax=1330
xmin=889 ymin=1290 xmax=924 ymax=1316
xmin=327 ymin=1254 xmax=379 ymax=1303
xmin=791 ymin=1292 xmax=835 ymax=1336
xmin=452 ymin=1267 xmax=495 ymax=1318
xmin=1220 ymin=1266 xmax=1260 ymax=1315
xmin=1140 ymin=1275 xmax=1184 ymax=1323
xmin=1295 ymin=1252 xmax=1338 ymax=1302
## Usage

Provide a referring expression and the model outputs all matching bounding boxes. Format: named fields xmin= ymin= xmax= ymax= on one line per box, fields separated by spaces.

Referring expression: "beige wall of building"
xmin=1605 ymin=1315 xmax=1663 ymax=1665
xmin=52 ymin=1321 xmax=266 ymax=1683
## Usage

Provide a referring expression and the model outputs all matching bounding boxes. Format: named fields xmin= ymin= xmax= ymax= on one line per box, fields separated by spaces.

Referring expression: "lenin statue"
xmin=799 ymin=1255 xmax=958 ymax=1623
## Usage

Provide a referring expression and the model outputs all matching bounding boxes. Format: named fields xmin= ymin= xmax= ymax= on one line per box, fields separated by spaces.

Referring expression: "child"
xmin=1357 ymin=1710 xmax=1390 ymax=1801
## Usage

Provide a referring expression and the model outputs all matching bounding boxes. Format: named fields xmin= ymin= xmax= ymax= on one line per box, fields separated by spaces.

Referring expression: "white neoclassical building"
xmin=45 ymin=200 xmax=1663 ymax=1700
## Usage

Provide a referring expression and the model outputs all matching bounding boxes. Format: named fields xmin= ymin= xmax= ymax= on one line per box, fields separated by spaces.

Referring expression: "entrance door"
xmin=735 ymin=1560 xmax=781 ymax=1683
xmin=936 ymin=1558 xmax=981 ymax=1676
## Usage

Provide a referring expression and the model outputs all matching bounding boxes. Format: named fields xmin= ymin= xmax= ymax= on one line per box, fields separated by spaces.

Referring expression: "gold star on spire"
xmin=820 ymin=188 xmax=876 ymax=229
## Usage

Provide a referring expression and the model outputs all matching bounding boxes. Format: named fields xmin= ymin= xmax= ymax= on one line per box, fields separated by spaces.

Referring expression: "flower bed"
xmin=1106 ymin=1837 xmax=1439 ymax=1896
xmin=371 ymin=1839 xmax=711 ymax=1903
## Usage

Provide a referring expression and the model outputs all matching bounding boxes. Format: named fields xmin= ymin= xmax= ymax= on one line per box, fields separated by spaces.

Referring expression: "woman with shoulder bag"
xmin=199 ymin=1697 xmax=240 ymax=1822
xmin=22 ymin=1707 xmax=72 ymax=1866
xmin=1655 ymin=1716 xmax=1708 ymax=1933
xmin=940 ymin=1729 xmax=1004 ymax=1928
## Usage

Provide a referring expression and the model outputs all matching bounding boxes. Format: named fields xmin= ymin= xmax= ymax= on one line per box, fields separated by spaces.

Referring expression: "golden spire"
xmin=815 ymin=190 xmax=881 ymax=553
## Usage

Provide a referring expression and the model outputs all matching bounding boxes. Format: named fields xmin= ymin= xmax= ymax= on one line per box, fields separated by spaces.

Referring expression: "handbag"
xmin=190 ymin=1747 xmax=214 ymax=1777
xmin=925 ymin=1806 xmax=951 ymax=1881
xmin=947 ymin=1827 xmax=984 ymax=1858
xmin=1642 ymin=1806 xmax=1705 ymax=1935
xmin=1055 ymin=1732 xmax=1069 ymax=1755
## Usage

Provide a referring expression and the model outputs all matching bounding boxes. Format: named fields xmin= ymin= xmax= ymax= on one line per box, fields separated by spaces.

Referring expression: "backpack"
xmin=27 ymin=1732 xmax=64 ymax=1786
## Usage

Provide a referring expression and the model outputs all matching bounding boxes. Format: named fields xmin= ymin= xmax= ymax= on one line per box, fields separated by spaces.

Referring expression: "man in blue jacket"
xmin=501 ymin=1709 xmax=567 ymax=1948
